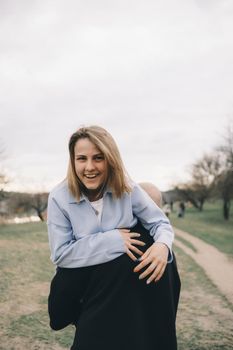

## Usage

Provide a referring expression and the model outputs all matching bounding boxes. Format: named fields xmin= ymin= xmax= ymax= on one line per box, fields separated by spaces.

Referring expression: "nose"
xmin=85 ymin=158 xmax=95 ymax=171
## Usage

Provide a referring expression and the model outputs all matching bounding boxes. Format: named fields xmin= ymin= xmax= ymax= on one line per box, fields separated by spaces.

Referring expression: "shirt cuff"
xmin=108 ymin=229 xmax=126 ymax=254
xmin=155 ymin=241 xmax=173 ymax=264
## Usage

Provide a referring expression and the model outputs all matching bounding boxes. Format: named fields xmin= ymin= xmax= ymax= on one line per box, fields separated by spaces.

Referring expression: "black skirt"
xmin=48 ymin=222 xmax=181 ymax=350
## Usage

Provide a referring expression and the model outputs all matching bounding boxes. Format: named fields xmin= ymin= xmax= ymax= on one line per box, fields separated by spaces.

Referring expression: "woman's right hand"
xmin=118 ymin=229 xmax=146 ymax=261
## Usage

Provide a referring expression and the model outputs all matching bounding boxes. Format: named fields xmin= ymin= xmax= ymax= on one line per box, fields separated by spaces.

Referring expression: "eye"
xmin=94 ymin=155 xmax=104 ymax=161
xmin=75 ymin=156 xmax=86 ymax=161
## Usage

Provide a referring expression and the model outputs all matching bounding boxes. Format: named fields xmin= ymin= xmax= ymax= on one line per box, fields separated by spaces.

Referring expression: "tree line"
xmin=0 ymin=191 xmax=48 ymax=222
xmin=0 ymin=123 xmax=232 ymax=222
xmin=174 ymin=124 xmax=233 ymax=220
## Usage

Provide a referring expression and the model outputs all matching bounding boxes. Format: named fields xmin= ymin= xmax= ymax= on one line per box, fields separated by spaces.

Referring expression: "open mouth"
xmin=84 ymin=174 xmax=99 ymax=179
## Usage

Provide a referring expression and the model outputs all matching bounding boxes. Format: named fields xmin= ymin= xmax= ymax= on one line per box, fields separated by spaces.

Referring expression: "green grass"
xmin=0 ymin=221 xmax=48 ymax=242
xmin=175 ymin=235 xmax=198 ymax=252
xmin=174 ymin=245 xmax=233 ymax=350
xmin=170 ymin=201 xmax=233 ymax=257
xmin=7 ymin=311 xmax=74 ymax=348
xmin=0 ymin=221 xmax=233 ymax=349
xmin=0 ymin=221 xmax=76 ymax=349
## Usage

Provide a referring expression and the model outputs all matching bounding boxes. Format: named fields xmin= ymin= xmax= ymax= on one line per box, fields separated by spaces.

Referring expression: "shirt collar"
xmin=68 ymin=187 xmax=112 ymax=204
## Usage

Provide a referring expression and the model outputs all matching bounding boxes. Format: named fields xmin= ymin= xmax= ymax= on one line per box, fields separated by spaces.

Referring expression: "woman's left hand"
xmin=133 ymin=243 xmax=169 ymax=284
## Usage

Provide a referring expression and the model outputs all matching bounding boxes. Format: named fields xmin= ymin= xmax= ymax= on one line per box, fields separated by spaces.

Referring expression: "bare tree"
xmin=0 ymin=143 xmax=9 ymax=202
xmin=173 ymin=122 xmax=233 ymax=219
xmin=174 ymin=152 xmax=223 ymax=211
xmin=0 ymin=174 xmax=8 ymax=195
xmin=173 ymin=184 xmax=200 ymax=209
xmin=15 ymin=192 xmax=49 ymax=221
xmin=188 ymin=153 xmax=222 ymax=211
xmin=215 ymin=123 xmax=233 ymax=220
xmin=30 ymin=193 xmax=48 ymax=221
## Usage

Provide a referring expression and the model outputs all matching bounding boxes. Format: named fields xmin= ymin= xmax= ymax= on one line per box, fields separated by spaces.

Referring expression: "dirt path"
xmin=174 ymin=228 xmax=233 ymax=305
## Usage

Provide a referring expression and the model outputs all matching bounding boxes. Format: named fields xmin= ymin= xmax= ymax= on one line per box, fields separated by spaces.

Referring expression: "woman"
xmin=47 ymin=125 xmax=180 ymax=349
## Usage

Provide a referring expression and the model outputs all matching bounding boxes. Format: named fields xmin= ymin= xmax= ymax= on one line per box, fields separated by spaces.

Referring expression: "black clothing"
xmin=48 ymin=222 xmax=181 ymax=350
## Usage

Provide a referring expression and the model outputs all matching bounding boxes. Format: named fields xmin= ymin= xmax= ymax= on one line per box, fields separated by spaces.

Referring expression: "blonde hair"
xmin=67 ymin=125 xmax=132 ymax=200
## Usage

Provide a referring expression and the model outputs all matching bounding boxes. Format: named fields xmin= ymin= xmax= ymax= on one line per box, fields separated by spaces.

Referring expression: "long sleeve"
xmin=131 ymin=184 xmax=174 ymax=261
xmin=47 ymin=195 xmax=125 ymax=268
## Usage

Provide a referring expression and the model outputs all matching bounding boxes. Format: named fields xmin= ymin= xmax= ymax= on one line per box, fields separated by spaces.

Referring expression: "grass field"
xmin=170 ymin=201 xmax=233 ymax=258
xmin=0 ymin=222 xmax=74 ymax=350
xmin=0 ymin=220 xmax=233 ymax=349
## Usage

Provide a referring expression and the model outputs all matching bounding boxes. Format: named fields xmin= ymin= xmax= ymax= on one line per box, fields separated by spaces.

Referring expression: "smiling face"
xmin=74 ymin=137 xmax=108 ymax=201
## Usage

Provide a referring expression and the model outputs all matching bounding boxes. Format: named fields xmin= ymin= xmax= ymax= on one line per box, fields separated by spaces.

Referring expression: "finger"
xmin=128 ymin=244 xmax=143 ymax=256
xmin=133 ymin=257 xmax=152 ymax=273
xmin=140 ymin=246 xmax=152 ymax=261
xmin=138 ymin=261 xmax=157 ymax=280
xmin=130 ymin=239 xmax=146 ymax=246
xmin=126 ymin=248 xmax=137 ymax=261
xmin=129 ymin=232 xmax=141 ymax=238
xmin=154 ymin=264 xmax=167 ymax=283
xmin=145 ymin=264 xmax=162 ymax=283
xmin=147 ymin=263 xmax=166 ymax=284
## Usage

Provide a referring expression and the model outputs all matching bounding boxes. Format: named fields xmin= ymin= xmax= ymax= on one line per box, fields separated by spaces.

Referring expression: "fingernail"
xmin=136 ymin=257 xmax=141 ymax=262
xmin=147 ymin=280 xmax=151 ymax=284
xmin=139 ymin=275 xmax=143 ymax=280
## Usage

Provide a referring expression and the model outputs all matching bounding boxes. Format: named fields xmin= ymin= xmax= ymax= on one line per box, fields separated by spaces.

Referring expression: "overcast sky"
xmin=1 ymin=0 xmax=233 ymax=192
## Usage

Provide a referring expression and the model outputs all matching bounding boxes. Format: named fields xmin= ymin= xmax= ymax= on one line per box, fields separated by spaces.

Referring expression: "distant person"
xmin=178 ymin=202 xmax=185 ymax=218
xmin=170 ymin=201 xmax=174 ymax=212
xmin=47 ymin=125 xmax=180 ymax=350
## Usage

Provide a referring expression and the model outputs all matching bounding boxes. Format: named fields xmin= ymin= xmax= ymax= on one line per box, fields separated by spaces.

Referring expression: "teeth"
xmin=85 ymin=174 xmax=97 ymax=178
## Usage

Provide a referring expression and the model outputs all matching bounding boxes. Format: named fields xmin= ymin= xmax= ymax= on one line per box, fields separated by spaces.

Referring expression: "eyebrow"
xmin=75 ymin=152 xmax=104 ymax=157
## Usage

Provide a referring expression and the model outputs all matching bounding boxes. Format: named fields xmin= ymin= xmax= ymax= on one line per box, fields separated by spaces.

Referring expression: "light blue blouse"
xmin=47 ymin=180 xmax=174 ymax=268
